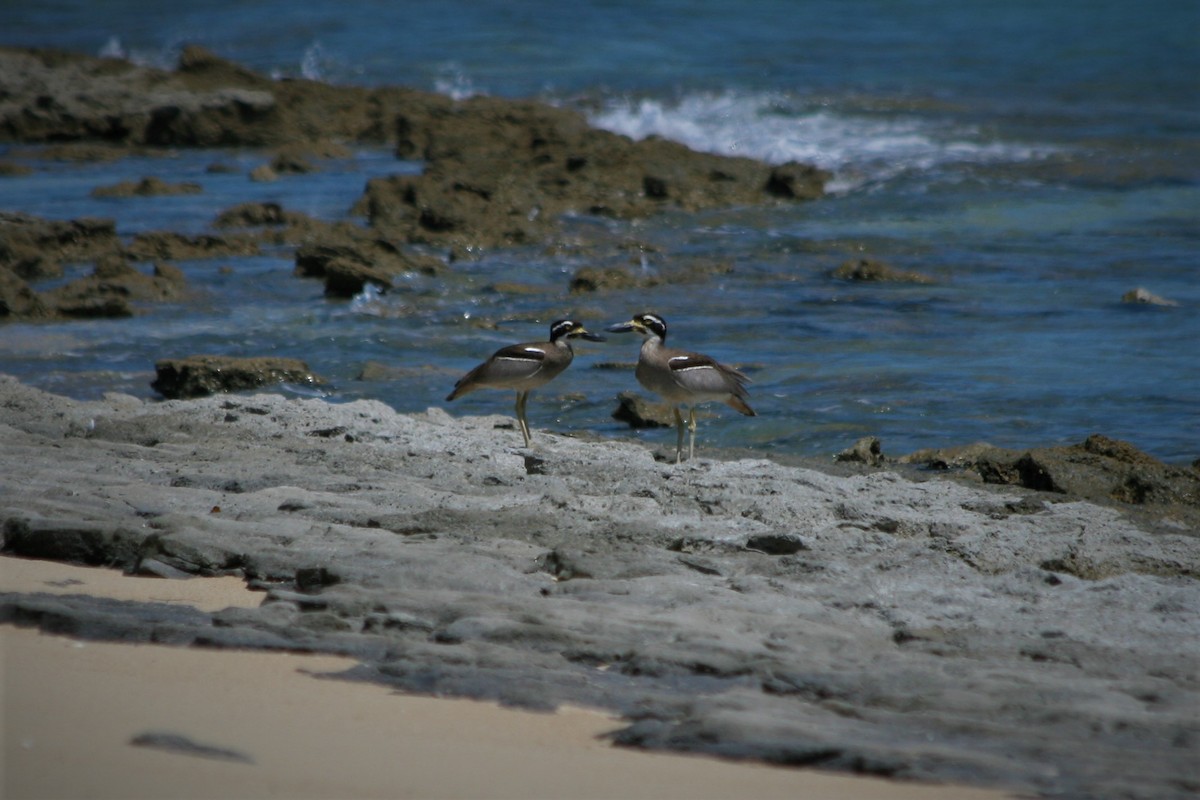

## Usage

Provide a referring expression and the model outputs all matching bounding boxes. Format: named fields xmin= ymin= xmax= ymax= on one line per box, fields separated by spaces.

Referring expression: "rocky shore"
xmin=2 ymin=375 xmax=1197 ymax=799
xmin=1 ymin=45 xmax=825 ymax=319
xmin=3 ymin=45 xmax=1198 ymax=799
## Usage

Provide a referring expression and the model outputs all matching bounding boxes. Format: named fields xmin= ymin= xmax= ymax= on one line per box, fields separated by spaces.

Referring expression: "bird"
xmin=606 ymin=312 xmax=754 ymax=463
xmin=446 ymin=319 xmax=605 ymax=447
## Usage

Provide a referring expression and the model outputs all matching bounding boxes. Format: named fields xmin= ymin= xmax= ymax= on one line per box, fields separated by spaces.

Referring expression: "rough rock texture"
xmin=0 ymin=46 xmax=828 ymax=319
xmin=901 ymin=436 xmax=1200 ymax=541
xmin=91 ymin=176 xmax=203 ymax=198
xmin=150 ymin=356 xmax=324 ymax=399
xmin=1 ymin=375 xmax=1197 ymax=800
xmin=0 ymin=212 xmax=123 ymax=281
xmin=832 ymin=258 xmax=934 ymax=284
xmin=364 ymin=95 xmax=826 ymax=250
xmin=0 ymin=45 xmax=423 ymax=147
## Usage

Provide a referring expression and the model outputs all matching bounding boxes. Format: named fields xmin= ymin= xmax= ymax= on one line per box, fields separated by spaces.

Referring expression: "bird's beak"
xmin=577 ymin=329 xmax=606 ymax=342
xmin=606 ymin=320 xmax=636 ymax=333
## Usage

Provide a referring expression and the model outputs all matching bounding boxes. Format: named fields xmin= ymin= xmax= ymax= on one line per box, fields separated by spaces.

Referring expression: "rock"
xmin=151 ymin=355 xmax=324 ymax=399
xmin=832 ymin=258 xmax=933 ymax=284
xmin=124 ymin=231 xmax=260 ymax=262
xmin=835 ymin=436 xmax=885 ymax=466
xmin=212 ymin=201 xmax=302 ymax=228
xmin=569 ymin=266 xmax=658 ymax=294
xmin=0 ymin=212 xmax=122 ymax=281
xmin=91 ymin=176 xmax=202 ymax=197
xmin=902 ymin=434 xmax=1200 ymax=535
xmin=0 ymin=266 xmax=51 ymax=319
xmin=0 ymin=160 xmax=33 ymax=176
xmin=1121 ymin=287 xmax=1178 ymax=306
xmin=611 ymin=390 xmax=674 ymax=428
xmin=0 ymin=46 xmax=827 ymax=251
xmin=294 ymin=237 xmax=442 ymax=297
xmin=764 ymin=162 xmax=828 ymax=200
xmin=248 ymin=164 xmax=278 ymax=182
xmin=2 ymin=376 xmax=1199 ymax=799
xmin=366 ymin=95 xmax=828 ymax=250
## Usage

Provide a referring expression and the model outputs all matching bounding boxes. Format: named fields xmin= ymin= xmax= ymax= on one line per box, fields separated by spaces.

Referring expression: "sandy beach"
xmin=3 ymin=555 xmax=1013 ymax=800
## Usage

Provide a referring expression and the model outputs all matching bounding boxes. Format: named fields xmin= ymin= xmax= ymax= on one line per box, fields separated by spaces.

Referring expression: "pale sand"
xmin=2 ymin=556 xmax=1012 ymax=800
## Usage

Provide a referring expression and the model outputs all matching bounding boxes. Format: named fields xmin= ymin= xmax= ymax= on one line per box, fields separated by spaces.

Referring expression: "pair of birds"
xmin=446 ymin=313 xmax=754 ymax=463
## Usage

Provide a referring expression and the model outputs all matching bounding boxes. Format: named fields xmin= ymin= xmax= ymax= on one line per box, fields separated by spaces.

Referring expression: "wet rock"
xmin=248 ymin=164 xmax=278 ymax=182
xmin=832 ymin=258 xmax=934 ymax=284
xmin=764 ymin=162 xmax=828 ymax=200
xmin=1121 ymin=287 xmax=1178 ymax=307
xmin=611 ymin=390 xmax=674 ymax=428
xmin=0 ymin=160 xmax=33 ymax=176
xmin=0 ymin=267 xmax=51 ymax=319
xmin=212 ymin=201 xmax=306 ymax=229
xmin=91 ymin=176 xmax=202 ymax=197
xmin=0 ymin=212 xmax=122 ymax=281
xmin=569 ymin=266 xmax=659 ymax=294
xmin=2 ymin=47 xmax=827 ymax=252
xmin=835 ymin=436 xmax=885 ymax=466
xmin=0 ymin=45 xmax=442 ymax=148
xmin=124 ymin=231 xmax=260 ymax=262
xmin=903 ymin=434 xmax=1200 ymax=535
xmin=42 ymin=258 xmax=188 ymax=317
xmin=367 ymin=95 xmax=828 ymax=250
xmin=294 ymin=237 xmax=443 ymax=297
xmin=151 ymin=355 xmax=325 ymax=399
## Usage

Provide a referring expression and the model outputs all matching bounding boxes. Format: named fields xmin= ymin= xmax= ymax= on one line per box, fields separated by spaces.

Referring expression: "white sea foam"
xmin=586 ymin=92 xmax=1055 ymax=193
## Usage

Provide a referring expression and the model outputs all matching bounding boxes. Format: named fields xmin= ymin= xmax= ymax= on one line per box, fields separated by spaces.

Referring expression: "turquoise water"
xmin=2 ymin=1 xmax=1197 ymax=462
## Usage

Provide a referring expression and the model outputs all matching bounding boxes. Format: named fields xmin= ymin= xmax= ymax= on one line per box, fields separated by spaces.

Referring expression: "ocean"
xmin=2 ymin=0 xmax=1198 ymax=463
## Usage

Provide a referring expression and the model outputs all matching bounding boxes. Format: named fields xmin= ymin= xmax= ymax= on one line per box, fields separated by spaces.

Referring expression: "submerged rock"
xmin=151 ymin=355 xmax=324 ymax=399
xmin=0 ymin=212 xmax=122 ymax=281
xmin=91 ymin=176 xmax=202 ymax=197
xmin=832 ymin=257 xmax=934 ymax=284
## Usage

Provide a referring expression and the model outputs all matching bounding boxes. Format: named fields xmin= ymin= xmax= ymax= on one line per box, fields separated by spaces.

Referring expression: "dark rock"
xmin=745 ymin=534 xmax=808 ymax=555
xmin=366 ymin=95 xmax=828 ymax=250
xmin=151 ymin=355 xmax=324 ymax=399
xmin=125 ymin=230 xmax=260 ymax=262
xmin=764 ymin=162 xmax=828 ymax=200
xmin=295 ymin=566 xmax=341 ymax=591
xmin=832 ymin=258 xmax=933 ymax=284
xmin=835 ymin=436 xmax=885 ymax=466
xmin=91 ymin=176 xmax=202 ymax=197
xmin=0 ymin=160 xmax=34 ymax=176
xmin=40 ymin=259 xmax=188 ymax=318
xmin=611 ymin=390 xmax=674 ymax=428
xmin=2 ymin=517 xmax=143 ymax=566
xmin=212 ymin=201 xmax=302 ymax=228
xmin=0 ymin=267 xmax=51 ymax=319
xmin=902 ymin=434 xmax=1200 ymax=534
xmin=569 ymin=266 xmax=660 ymax=294
xmin=0 ymin=212 xmax=122 ymax=281
xmin=294 ymin=237 xmax=442 ymax=297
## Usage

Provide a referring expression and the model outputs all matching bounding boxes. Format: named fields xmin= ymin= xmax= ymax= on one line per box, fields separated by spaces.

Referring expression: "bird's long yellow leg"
xmin=515 ymin=391 xmax=532 ymax=447
xmin=688 ymin=406 xmax=698 ymax=461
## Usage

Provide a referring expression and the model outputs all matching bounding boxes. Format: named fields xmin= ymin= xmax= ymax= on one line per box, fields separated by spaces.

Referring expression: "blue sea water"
xmin=2 ymin=0 xmax=1198 ymax=463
